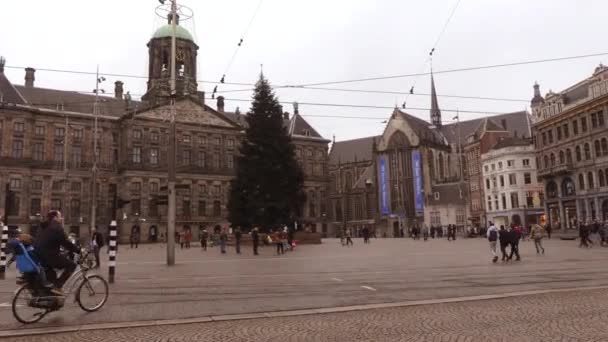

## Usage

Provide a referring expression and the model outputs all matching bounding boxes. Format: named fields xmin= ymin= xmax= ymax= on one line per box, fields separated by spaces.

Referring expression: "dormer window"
xmin=303 ymin=129 xmax=311 ymax=136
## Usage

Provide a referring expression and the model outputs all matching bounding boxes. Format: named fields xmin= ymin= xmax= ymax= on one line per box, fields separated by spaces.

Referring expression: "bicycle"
xmin=11 ymin=247 xmax=109 ymax=324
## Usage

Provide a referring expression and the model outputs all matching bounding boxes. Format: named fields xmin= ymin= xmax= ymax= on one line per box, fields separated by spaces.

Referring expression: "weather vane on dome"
xmin=155 ymin=0 xmax=194 ymax=23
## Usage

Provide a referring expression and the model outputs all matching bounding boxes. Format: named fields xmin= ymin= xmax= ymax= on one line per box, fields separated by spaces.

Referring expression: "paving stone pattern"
xmin=13 ymin=289 xmax=608 ymax=342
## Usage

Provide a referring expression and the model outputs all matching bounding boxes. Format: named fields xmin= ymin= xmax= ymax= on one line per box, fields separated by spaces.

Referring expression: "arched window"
xmin=576 ymin=146 xmax=582 ymax=162
xmin=563 ymin=177 xmax=576 ymax=196
xmin=345 ymin=172 xmax=353 ymax=191
xmin=438 ymin=153 xmax=444 ymax=180
xmin=602 ymin=138 xmax=608 ymax=156
xmin=550 ymin=153 xmax=556 ymax=167
xmin=544 ymin=155 xmax=549 ymax=168
xmin=585 ymin=143 xmax=591 ymax=160
xmin=588 ymin=172 xmax=595 ymax=189
xmin=579 ymin=174 xmax=585 ymax=190
xmin=566 ymin=149 xmax=573 ymax=164
xmin=599 ymin=170 xmax=605 ymax=187
xmin=595 ymin=140 xmax=601 ymax=157
xmin=559 ymin=150 xmax=565 ymax=164
xmin=546 ymin=181 xmax=558 ymax=199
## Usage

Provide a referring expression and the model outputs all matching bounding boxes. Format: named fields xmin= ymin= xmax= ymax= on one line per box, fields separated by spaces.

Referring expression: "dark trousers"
xmin=508 ymin=242 xmax=520 ymax=260
xmin=276 ymin=242 xmax=284 ymax=255
xmin=130 ymin=239 xmax=139 ymax=248
xmin=500 ymin=244 xmax=509 ymax=260
xmin=201 ymin=239 xmax=207 ymax=250
xmin=43 ymin=255 xmax=77 ymax=288
xmin=93 ymin=246 xmax=101 ymax=268
xmin=236 ymin=239 xmax=241 ymax=254
xmin=253 ymin=241 xmax=259 ymax=255
xmin=346 ymin=237 xmax=353 ymax=246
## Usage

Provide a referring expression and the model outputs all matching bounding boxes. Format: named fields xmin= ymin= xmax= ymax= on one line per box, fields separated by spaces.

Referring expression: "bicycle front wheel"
xmin=76 ymin=274 xmax=109 ymax=312
xmin=12 ymin=285 xmax=47 ymax=324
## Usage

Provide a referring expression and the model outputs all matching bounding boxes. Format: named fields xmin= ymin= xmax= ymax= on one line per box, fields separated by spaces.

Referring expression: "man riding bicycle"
xmin=34 ymin=210 xmax=80 ymax=296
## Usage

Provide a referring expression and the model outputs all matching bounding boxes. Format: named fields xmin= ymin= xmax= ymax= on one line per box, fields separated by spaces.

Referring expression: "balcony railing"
xmin=538 ymin=161 xmax=573 ymax=178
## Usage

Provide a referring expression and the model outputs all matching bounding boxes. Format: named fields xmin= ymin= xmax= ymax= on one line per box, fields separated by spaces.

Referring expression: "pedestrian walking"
xmin=423 ymin=225 xmax=430 ymax=241
xmin=345 ymin=228 xmax=354 ymax=246
xmin=487 ymin=222 xmax=499 ymax=263
xmin=545 ymin=223 xmax=552 ymax=239
xmin=362 ymin=226 xmax=370 ymax=244
xmin=184 ymin=227 xmax=192 ymax=249
xmin=219 ymin=227 xmax=228 ymax=254
xmin=179 ymin=230 xmax=185 ymax=249
xmin=130 ymin=225 xmax=140 ymax=249
xmin=530 ymin=223 xmax=546 ymax=254
xmin=579 ymin=222 xmax=591 ymax=248
xmin=498 ymin=225 xmax=509 ymax=262
xmin=234 ymin=226 xmax=242 ymax=254
xmin=508 ymin=226 xmax=521 ymax=261
xmin=251 ymin=227 xmax=260 ymax=255
xmin=200 ymin=228 xmax=209 ymax=251
xmin=149 ymin=225 xmax=157 ymax=242
xmin=273 ymin=230 xmax=284 ymax=255
xmin=90 ymin=226 xmax=104 ymax=268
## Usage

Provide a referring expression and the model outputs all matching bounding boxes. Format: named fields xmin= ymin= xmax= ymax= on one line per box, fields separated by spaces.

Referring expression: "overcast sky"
xmin=2 ymin=0 xmax=606 ymax=141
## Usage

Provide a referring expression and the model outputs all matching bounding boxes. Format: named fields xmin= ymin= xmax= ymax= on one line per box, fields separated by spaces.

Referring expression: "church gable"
xmin=135 ymin=98 xmax=239 ymax=128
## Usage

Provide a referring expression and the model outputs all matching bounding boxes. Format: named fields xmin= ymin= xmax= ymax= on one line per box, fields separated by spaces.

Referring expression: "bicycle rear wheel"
xmin=12 ymin=285 xmax=47 ymax=324
xmin=76 ymin=275 xmax=109 ymax=312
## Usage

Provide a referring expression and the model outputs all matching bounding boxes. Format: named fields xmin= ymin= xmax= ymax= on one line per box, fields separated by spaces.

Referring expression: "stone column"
xmin=594 ymin=196 xmax=601 ymax=221
xmin=584 ymin=198 xmax=591 ymax=222
xmin=558 ymin=199 xmax=566 ymax=232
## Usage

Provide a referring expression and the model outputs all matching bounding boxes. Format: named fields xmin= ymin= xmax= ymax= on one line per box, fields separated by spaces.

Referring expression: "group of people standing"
xmin=577 ymin=221 xmax=608 ymax=248
xmin=487 ymin=222 xmax=545 ymax=263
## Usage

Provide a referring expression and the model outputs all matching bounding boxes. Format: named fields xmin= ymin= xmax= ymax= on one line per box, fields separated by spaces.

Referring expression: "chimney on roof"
xmin=501 ymin=119 xmax=507 ymax=130
xmin=197 ymin=91 xmax=205 ymax=106
xmin=114 ymin=81 xmax=124 ymax=99
xmin=0 ymin=56 xmax=5 ymax=73
xmin=283 ymin=112 xmax=290 ymax=120
xmin=216 ymin=96 xmax=225 ymax=112
xmin=24 ymin=67 xmax=35 ymax=88
xmin=293 ymin=102 xmax=299 ymax=115
xmin=235 ymin=107 xmax=241 ymax=115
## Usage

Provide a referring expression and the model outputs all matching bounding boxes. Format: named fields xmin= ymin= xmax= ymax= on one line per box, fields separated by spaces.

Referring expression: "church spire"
xmin=430 ymin=72 xmax=442 ymax=127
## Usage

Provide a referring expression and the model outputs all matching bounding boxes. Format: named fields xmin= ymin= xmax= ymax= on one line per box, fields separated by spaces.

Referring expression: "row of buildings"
xmin=0 ymin=17 xmax=329 ymax=242
xmin=328 ymin=64 xmax=608 ymax=236
xmin=1 ymin=5 xmax=607 ymax=240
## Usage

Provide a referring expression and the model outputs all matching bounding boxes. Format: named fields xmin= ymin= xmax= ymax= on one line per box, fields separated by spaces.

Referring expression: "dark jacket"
xmin=92 ymin=232 xmax=105 ymax=248
xmin=234 ymin=228 xmax=242 ymax=241
xmin=34 ymin=220 xmax=79 ymax=260
xmin=251 ymin=230 xmax=259 ymax=243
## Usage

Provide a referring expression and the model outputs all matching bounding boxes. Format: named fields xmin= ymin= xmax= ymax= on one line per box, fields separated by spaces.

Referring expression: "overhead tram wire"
xmin=293 ymin=52 xmax=608 ymax=87
xmin=5 ymin=51 xmax=608 ymax=88
xmin=212 ymin=0 xmax=265 ymax=99
xmin=215 ymin=85 xmax=528 ymax=103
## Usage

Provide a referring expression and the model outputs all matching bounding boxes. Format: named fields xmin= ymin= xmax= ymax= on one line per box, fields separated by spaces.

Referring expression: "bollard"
xmin=108 ymin=220 xmax=117 ymax=284
xmin=0 ymin=225 xmax=8 ymax=280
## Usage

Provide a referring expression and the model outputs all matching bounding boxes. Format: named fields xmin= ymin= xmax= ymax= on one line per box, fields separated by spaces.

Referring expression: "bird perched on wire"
xmin=220 ymin=75 xmax=226 ymax=84
xmin=409 ymin=87 xmax=414 ymax=94
xmin=402 ymin=102 xmax=406 ymax=109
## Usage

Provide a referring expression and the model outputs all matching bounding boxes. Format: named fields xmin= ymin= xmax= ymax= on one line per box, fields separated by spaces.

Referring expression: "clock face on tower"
xmin=176 ymin=49 xmax=185 ymax=62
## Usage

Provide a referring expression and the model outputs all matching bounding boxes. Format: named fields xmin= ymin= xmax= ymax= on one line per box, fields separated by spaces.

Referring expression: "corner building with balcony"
xmin=481 ymin=138 xmax=545 ymax=228
xmin=0 ymin=17 xmax=328 ymax=242
xmin=532 ymin=64 xmax=608 ymax=230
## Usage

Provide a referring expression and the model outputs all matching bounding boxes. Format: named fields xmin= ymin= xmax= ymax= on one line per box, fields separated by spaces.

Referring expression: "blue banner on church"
xmin=412 ymin=150 xmax=424 ymax=214
xmin=379 ymin=156 xmax=389 ymax=215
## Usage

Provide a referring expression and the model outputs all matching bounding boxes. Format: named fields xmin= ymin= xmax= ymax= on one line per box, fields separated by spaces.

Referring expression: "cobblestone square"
xmin=1 ymin=237 xmax=607 ymax=340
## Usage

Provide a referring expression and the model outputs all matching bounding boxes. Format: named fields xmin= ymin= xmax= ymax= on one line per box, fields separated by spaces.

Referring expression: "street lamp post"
xmin=91 ymin=67 xmax=104 ymax=234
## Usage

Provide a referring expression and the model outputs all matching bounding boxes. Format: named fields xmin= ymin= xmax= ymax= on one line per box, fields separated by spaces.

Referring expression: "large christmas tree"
xmin=227 ymin=74 xmax=305 ymax=231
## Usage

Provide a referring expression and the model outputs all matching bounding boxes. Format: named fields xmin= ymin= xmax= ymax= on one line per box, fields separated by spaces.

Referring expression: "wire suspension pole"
xmin=91 ymin=65 xmax=100 ymax=234
xmin=167 ymin=0 xmax=178 ymax=266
